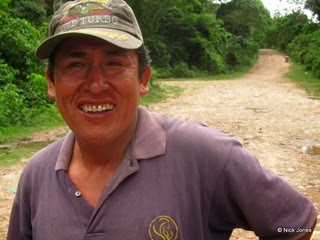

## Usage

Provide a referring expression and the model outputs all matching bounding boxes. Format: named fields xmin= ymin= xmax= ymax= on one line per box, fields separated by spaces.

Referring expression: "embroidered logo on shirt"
xmin=148 ymin=215 xmax=178 ymax=240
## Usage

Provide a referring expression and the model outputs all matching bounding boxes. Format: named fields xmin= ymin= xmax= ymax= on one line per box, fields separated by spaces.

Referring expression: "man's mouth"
xmin=81 ymin=104 xmax=115 ymax=113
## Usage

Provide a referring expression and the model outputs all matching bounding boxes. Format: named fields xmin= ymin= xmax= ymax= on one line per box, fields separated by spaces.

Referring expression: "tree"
xmin=53 ymin=0 xmax=69 ymax=12
xmin=265 ymin=12 xmax=316 ymax=51
xmin=0 ymin=0 xmax=11 ymax=10
xmin=215 ymin=0 xmax=271 ymax=69
xmin=0 ymin=0 xmax=49 ymax=125
xmin=9 ymin=0 xmax=48 ymax=26
xmin=288 ymin=29 xmax=320 ymax=77
xmin=217 ymin=0 xmax=271 ymax=47
xmin=0 ymin=12 xmax=45 ymax=84
xmin=126 ymin=0 xmax=230 ymax=77
xmin=305 ymin=0 xmax=320 ymax=21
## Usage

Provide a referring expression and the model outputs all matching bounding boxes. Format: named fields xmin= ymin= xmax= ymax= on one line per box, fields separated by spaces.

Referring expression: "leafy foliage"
xmin=9 ymin=0 xmax=47 ymax=26
xmin=288 ymin=30 xmax=320 ymax=77
xmin=264 ymin=8 xmax=320 ymax=79
xmin=0 ymin=12 xmax=45 ymax=83
xmin=265 ymin=12 xmax=316 ymax=52
xmin=225 ymin=35 xmax=259 ymax=70
xmin=217 ymin=0 xmax=271 ymax=47
xmin=0 ymin=84 xmax=29 ymax=126
xmin=127 ymin=0 xmax=234 ymax=77
xmin=216 ymin=0 xmax=271 ymax=70
xmin=305 ymin=0 xmax=320 ymax=21
xmin=0 ymin=3 xmax=48 ymax=128
xmin=0 ymin=0 xmax=11 ymax=10
xmin=0 ymin=60 xmax=18 ymax=85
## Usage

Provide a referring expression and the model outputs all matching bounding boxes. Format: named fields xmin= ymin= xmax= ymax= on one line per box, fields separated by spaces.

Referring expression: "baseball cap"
xmin=36 ymin=0 xmax=143 ymax=60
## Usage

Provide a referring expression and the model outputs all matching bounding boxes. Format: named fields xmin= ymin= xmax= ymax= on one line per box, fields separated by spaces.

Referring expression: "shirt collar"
xmin=55 ymin=130 xmax=75 ymax=171
xmin=133 ymin=106 xmax=166 ymax=159
xmin=55 ymin=107 xmax=166 ymax=171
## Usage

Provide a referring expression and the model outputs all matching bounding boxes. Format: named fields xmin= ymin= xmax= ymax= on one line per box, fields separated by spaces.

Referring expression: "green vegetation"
xmin=140 ymin=83 xmax=183 ymax=106
xmin=0 ymin=147 xmax=40 ymax=166
xmin=0 ymin=105 xmax=64 ymax=143
xmin=285 ymin=63 xmax=320 ymax=99
xmin=0 ymin=105 xmax=64 ymax=166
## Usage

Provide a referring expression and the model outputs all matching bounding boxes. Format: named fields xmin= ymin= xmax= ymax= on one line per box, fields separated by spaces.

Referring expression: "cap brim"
xmin=35 ymin=28 xmax=143 ymax=60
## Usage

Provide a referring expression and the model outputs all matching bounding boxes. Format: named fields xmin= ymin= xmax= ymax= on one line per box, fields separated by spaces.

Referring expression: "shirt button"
xmin=75 ymin=191 xmax=82 ymax=197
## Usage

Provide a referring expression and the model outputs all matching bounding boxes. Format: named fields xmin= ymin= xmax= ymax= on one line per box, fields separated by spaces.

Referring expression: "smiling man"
xmin=7 ymin=0 xmax=317 ymax=240
xmin=46 ymin=36 xmax=150 ymax=207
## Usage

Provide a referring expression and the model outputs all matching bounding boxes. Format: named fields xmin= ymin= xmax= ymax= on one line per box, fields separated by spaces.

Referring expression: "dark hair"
xmin=136 ymin=44 xmax=152 ymax=77
xmin=47 ymin=44 xmax=151 ymax=83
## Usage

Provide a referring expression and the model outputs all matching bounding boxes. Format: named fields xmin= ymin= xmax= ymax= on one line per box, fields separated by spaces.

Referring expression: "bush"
xmin=170 ymin=62 xmax=196 ymax=78
xmin=0 ymin=12 xmax=45 ymax=84
xmin=9 ymin=0 xmax=47 ymax=27
xmin=24 ymin=73 xmax=50 ymax=108
xmin=0 ymin=84 xmax=29 ymax=126
xmin=225 ymin=35 xmax=259 ymax=70
xmin=288 ymin=30 xmax=320 ymax=78
xmin=146 ymin=36 xmax=171 ymax=69
xmin=0 ymin=60 xmax=18 ymax=85
xmin=0 ymin=0 xmax=10 ymax=11
xmin=0 ymin=7 xmax=49 ymax=128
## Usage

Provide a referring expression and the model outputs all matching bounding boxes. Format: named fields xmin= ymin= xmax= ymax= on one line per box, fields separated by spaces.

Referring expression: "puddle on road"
xmin=0 ymin=140 xmax=52 ymax=151
xmin=0 ymin=141 xmax=53 ymax=162
xmin=17 ymin=141 xmax=52 ymax=149
xmin=301 ymin=145 xmax=320 ymax=155
xmin=298 ymin=138 xmax=320 ymax=155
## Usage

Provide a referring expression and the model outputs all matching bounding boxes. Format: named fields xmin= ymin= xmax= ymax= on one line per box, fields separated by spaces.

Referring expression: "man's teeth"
xmin=82 ymin=104 xmax=114 ymax=113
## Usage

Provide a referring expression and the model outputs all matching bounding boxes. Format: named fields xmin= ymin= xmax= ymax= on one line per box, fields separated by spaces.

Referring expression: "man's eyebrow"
xmin=62 ymin=51 xmax=86 ymax=58
xmin=102 ymin=49 xmax=128 ymax=57
xmin=61 ymin=49 xmax=128 ymax=58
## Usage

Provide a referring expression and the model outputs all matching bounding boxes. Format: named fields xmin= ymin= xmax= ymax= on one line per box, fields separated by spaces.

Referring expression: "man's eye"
xmin=70 ymin=62 xmax=84 ymax=67
xmin=107 ymin=61 xmax=121 ymax=66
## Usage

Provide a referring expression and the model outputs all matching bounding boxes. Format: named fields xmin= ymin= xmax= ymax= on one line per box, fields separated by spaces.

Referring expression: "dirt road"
xmin=0 ymin=49 xmax=319 ymax=239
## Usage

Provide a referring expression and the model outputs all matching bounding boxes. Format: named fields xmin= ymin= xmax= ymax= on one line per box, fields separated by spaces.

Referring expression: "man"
xmin=7 ymin=0 xmax=317 ymax=239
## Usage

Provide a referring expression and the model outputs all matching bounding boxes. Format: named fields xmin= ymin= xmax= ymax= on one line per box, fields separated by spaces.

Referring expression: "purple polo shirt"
xmin=7 ymin=107 xmax=318 ymax=240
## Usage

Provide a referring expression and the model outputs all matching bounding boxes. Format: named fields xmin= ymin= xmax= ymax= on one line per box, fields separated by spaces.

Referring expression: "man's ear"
xmin=46 ymin=69 xmax=56 ymax=100
xmin=139 ymin=67 xmax=151 ymax=96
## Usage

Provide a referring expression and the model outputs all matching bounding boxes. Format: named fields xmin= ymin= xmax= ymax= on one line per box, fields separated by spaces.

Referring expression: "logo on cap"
xmin=63 ymin=0 xmax=111 ymax=12
xmin=148 ymin=215 xmax=179 ymax=240
xmin=57 ymin=0 xmax=117 ymax=34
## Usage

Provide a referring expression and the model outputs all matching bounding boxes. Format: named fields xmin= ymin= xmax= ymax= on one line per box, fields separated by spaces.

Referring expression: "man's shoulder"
xmin=141 ymin=107 xmax=238 ymax=155
xmin=163 ymin=114 xmax=235 ymax=147
xmin=141 ymin=107 xmax=231 ymax=141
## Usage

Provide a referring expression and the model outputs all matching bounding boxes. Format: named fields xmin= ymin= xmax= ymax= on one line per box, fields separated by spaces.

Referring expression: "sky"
xmin=211 ymin=0 xmax=314 ymax=20
xmin=260 ymin=0 xmax=312 ymax=18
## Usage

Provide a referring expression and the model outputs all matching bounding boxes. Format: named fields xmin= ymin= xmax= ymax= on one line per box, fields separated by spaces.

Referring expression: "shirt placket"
xmin=85 ymin=154 xmax=140 ymax=235
xmin=64 ymin=172 xmax=95 ymax=235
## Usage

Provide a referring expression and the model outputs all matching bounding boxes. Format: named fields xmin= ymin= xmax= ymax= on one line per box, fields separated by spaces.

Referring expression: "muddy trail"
xmin=1 ymin=49 xmax=319 ymax=239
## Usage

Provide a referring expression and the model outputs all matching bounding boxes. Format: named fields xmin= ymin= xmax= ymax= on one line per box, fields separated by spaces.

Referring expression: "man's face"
xmin=46 ymin=36 xmax=150 ymax=145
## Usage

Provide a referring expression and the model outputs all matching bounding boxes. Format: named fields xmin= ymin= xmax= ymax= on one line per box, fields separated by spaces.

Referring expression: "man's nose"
xmin=85 ymin=66 xmax=109 ymax=93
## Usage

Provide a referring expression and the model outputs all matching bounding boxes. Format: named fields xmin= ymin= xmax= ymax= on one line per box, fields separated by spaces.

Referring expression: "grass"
xmin=0 ymin=147 xmax=43 ymax=166
xmin=162 ymin=67 xmax=253 ymax=82
xmin=0 ymin=106 xmax=65 ymax=143
xmin=140 ymin=82 xmax=183 ymax=106
xmin=0 ymin=106 xmax=65 ymax=166
xmin=200 ymin=67 xmax=253 ymax=81
xmin=285 ymin=63 xmax=320 ymax=99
